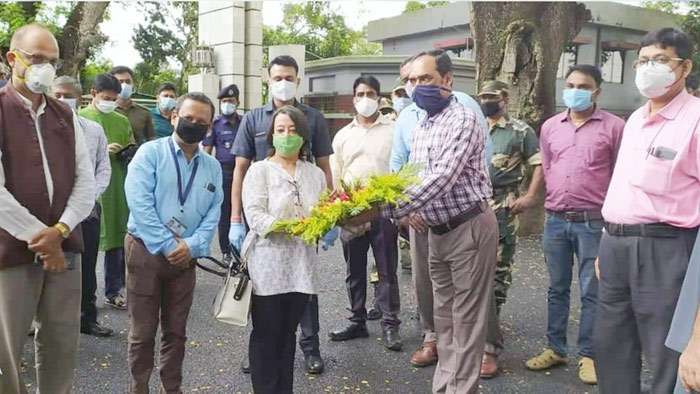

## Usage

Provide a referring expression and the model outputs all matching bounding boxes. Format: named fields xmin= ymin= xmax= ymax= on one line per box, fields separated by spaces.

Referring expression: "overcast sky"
xmin=100 ymin=1 xmax=409 ymax=69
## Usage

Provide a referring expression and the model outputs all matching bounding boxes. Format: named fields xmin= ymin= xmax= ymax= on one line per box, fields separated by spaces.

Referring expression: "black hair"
xmin=109 ymin=65 xmax=134 ymax=78
xmin=640 ymin=28 xmax=693 ymax=60
xmin=687 ymin=73 xmax=700 ymax=91
xmin=566 ymin=64 xmax=603 ymax=88
xmin=157 ymin=82 xmax=177 ymax=96
xmin=413 ymin=49 xmax=452 ymax=77
xmin=92 ymin=73 xmax=122 ymax=94
xmin=266 ymin=105 xmax=311 ymax=160
xmin=267 ymin=55 xmax=299 ymax=75
xmin=353 ymin=75 xmax=381 ymax=96
xmin=175 ymin=92 xmax=216 ymax=122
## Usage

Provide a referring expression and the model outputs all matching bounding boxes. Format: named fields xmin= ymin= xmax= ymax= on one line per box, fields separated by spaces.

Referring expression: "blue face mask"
xmin=562 ymin=88 xmax=594 ymax=112
xmin=392 ymin=97 xmax=412 ymax=114
xmin=412 ymin=85 xmax=452 ymax=117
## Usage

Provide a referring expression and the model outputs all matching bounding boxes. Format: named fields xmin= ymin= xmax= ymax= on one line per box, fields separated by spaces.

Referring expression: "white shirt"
xmin=0 ymin=93 xmax=95 ymax=241
xmin=330 ymin=113 xmax=394 ymax=189
xmin=241 ymin=159 xmax=326 ymax=296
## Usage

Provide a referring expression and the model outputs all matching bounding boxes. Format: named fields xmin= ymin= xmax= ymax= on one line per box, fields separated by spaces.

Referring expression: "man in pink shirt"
xmin=595 ymin=28 xmax=700 ymax=394
xmin=527 ymin=64 xmax=625 ymax=385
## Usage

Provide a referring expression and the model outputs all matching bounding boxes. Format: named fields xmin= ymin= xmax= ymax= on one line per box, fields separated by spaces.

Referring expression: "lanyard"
xmin=168 ymin=138 xmax=199 ymax=213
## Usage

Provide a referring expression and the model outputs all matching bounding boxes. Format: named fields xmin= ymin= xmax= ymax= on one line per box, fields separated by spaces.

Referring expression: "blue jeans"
xmin=543 ymin=213 xmax=601 ymax=358
xmin=104 ymin=247 xmax=124 ymax=299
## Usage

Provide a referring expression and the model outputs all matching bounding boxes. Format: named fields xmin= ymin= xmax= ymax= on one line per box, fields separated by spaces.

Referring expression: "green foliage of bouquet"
xmin=265 ymin=164 xmax=421 ymax=244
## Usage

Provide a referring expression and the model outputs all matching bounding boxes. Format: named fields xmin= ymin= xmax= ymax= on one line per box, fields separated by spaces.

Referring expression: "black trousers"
xmin=81 ymin=204 xmax=101 ymax=324
xmin=250 ymin=292 xmax=310 ymax=394
xmin=342 ymin=218 xmax=401 ymax=331
xmin=217 ymin=163 xmax=234 ymax=254
xmin=595 ymin=229 xmax=698 ymax=394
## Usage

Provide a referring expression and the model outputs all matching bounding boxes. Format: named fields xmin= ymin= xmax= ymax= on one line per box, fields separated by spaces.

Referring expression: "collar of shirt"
xmin=350 ymin=113 xmax=392 ymax=129
xmin=490 ymin=115 xmax=510 ymax=132
xmin=170 ymin=135 xmax=202 ymax=162
xmin=641 ymin=89 xmax=690 ymax=121
xmin=560 ymin=105 xmax=604 ymax=125
xmin=214 ymin=113 xmax=240 ymax=127
xmin=16 ymin=90 xmax=47 ymax=117
xmin=150 ymin=105 xmax=168 ymax=119
xmin=263 ymin=99 xmax=309 ymax=114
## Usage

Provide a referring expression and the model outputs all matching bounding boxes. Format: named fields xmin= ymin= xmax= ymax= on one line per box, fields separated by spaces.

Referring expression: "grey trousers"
xmin=429 ymin=206 xmax=498 ymax=394
xmin=0 ymin=254 xmax=81 ymax=394
xmin=595 ymin=229 xmax=698 ymax=394
xmin=410 ymin=227 xmax=437 ymax=343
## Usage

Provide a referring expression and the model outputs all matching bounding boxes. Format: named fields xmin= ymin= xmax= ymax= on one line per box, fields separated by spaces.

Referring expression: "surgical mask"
xmin=404 ymin=82 xmax=414 ymax=98
xmin=13 ymin=53 xmax=55 ymax=94
xmin=118 ymin=83 xmax=133 ymax=100
xmin=412 ymin=85 xmax=452 ymax=117
xmin=635 ymin=62 xmax=678 ymax=99
xmin=562 ymin=88 xmax=594 ymax=112
xmin=59 ymin=97 xmax=78 ymax=110
xmin=392 ymin=97 xmax=412 ymax=114
xmin=480 ymin=100 xmax=502 ymax=118
xmin=160 ymin=97 xmax=176 ymax=111
xmin=96 ymin=100 xmax=118 ymax=114
xmin=354 ymin=97 xmax=378 ymax=117
xmin=273 ymin=134 xmax=304 ymax=156
xmin=175 ymin=117 xmax=208 ymax=144
xmin=270 ymin=80 xmax=297 ymax=102
xmin=220 ymin=102 xmax=237 ymax=116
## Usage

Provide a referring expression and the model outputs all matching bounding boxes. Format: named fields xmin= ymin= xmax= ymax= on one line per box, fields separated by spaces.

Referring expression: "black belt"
xmin=548 ymin=210 xmax=602 ymax=222
xmin=430 ymin=201 xmax=487 ymax=236
xmin=604 ymin=222 xmax=696 ymax=238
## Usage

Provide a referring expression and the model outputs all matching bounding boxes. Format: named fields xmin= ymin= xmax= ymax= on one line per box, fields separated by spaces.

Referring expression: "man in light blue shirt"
xmin=124 ymin=92 xmax=222 ymax=393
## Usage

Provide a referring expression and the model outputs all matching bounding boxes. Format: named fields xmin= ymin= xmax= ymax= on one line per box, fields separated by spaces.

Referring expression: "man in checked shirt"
xmin=348 ymin=49 xmax=498 ymax=394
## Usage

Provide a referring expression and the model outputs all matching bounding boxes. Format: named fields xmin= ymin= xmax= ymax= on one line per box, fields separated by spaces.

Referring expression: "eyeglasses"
xmin=288 ymin=180 xmax=304 ymax=213
xmin=14 ymin=49 xmax=64 ymax=70
xmin=632 ymin=56 xmax=684 ymax=70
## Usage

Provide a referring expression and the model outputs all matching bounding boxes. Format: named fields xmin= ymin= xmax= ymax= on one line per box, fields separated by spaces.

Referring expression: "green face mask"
xmin=273 ymin=134 xmax=304 ymax=156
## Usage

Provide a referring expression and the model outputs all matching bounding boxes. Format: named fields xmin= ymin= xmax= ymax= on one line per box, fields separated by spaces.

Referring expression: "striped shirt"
xmin=388 ymin=98 xmax=492 ymax=226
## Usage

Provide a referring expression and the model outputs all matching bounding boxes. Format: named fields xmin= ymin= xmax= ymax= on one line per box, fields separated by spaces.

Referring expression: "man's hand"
xmin=167 ymin=238 xmax=193 ymax=268
xmin=595 ymin=257 xmax=600 ymax=279
xmin=107 ymin=143 xmax=123 ymax=155
xmin=680 ymin=337 xmax=700 ymax=392
xmin=344 ymin=206 xmax=379 ymax=227
xmin=407 ymin=214 xmax=428 ymax=233
xmin=28 ymin=227 xmax=63 ymax=255
xmin=40 ymin=250 xmax=68 ymax=274
xmin=511 ymin=194 xmax=535 ymax=214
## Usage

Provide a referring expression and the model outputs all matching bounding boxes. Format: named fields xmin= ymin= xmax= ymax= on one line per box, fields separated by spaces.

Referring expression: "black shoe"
xmin=382 ymin=329 xmax=402 ymax=351
xmin=241 ymin=356 xmax=250 ymax=374
xmin=329 ymin=324 xmax=369 ymax=341
xmin=304 ymin=354 xmax=325 ymax=374
xmin=80 ymin=321 xmax=114 ymax=337
xmin=366 ymin=307 xmax=382 ymax=321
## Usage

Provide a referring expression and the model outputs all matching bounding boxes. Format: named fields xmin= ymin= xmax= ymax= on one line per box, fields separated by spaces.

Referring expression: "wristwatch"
xmin=53 ymin=222 xmax=71 ymax=239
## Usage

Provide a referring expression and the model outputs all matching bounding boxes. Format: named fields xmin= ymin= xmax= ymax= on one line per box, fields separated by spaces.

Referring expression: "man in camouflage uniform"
xmin=477 ymin=80 xmax=544 ymax=378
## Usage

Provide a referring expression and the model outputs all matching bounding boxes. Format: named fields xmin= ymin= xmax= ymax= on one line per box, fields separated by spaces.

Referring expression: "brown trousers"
xmin=428 ymin=206 xmax=498 ymax=394
xmin=125 ymin=234 xmax=196 ymax=394
xmin=0 ymin=254 xmax=81 ymax=394
xmin=409 ymin=227 xmax=436 ymax=343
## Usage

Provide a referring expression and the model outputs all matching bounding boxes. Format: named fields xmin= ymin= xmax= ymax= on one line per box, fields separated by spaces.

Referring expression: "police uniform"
xmin=202 ymin=84 xmax=241 ymax=257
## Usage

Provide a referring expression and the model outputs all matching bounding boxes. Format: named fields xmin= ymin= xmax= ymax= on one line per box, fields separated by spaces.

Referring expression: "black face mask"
xmin=480 ymin=100 xmax=502 ymax=118
xmin=175 ymin=117 xmax=208 ymax=144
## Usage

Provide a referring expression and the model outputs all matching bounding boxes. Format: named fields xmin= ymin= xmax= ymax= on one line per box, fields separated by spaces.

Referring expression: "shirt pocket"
xmin=584 ymin=143 xmax=609 ymax=167
xmin=254 ymin=131 xmax=270 ymax=159
xmin=195 ymin=186 xmax=216 ymax=217
xmin=630 ymin=155 xmax=674 ymax=196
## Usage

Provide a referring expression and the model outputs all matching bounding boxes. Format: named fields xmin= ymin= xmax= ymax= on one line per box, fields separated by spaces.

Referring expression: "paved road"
xmin=20 ymin=236 xmax=599 ymax=394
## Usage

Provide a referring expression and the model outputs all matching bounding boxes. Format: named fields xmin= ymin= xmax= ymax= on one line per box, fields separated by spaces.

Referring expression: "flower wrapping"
xmin=264 ymin=164 xmax=421 ymax=244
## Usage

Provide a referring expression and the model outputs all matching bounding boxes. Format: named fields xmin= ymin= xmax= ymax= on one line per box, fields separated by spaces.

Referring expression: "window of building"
xmin=601 ymin=50 xmax=625 ymax=84
xmin=556 ymin=45 xmax=578 ymax=79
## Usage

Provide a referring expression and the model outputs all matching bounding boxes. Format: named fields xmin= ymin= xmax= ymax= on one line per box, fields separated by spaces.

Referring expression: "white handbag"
xmin=212 ymin=248 xmax=253 ymax=327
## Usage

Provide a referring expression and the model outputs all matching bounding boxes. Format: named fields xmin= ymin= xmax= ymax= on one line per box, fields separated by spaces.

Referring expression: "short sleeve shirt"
xmin=488 ymin=116 xmax=541 ymax=189
xmin=202 ymin=114 xmax=241 ymax=165
xmin=231 ymin=101 xmax=333 ymax=162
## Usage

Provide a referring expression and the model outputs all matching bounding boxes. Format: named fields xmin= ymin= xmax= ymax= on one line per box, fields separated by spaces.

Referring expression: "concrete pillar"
xmin=269 ymin=45 xmax=307 ymax=96
xmin=187 ymin=73 xmax=220 ymax=111
xmin=197 ymin=1 xmax=263 ymax=111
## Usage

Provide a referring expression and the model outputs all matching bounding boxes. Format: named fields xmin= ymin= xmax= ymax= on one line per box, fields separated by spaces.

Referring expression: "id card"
xmin=166 ymin=217 xmax=186 ymax=237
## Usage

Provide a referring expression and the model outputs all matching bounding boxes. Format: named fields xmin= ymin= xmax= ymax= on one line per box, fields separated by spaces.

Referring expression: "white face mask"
xmin=59 ymin=97 xmax=77 ymax=110
xmin=354 ymin=97 xmax=379 ymax=118
xmin=404 ymin=82 xmax=414 ymax=98
xmin=635 ymin=62 xmax=678 ymax=99
xmin=23 ymin=63 xmax=56 ymax=94
xmin=220 ymin=102 xmax=237 ymax=116
xmin=118 ymin=83 xmax=133 ymax=100
xmin=96 ymin=100 xmax=118 ymax=114
xmin=270 ymin=80 xmax=297 ymax=102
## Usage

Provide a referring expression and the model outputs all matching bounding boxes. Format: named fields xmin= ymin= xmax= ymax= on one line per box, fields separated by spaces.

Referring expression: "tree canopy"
xmin=403 ymin=1 xmax=450 ymax=13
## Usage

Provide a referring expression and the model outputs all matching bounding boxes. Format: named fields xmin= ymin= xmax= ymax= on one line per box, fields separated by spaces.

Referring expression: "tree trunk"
xmin=470 ymin=2 xmax=590 ymax=235
xmin=57 ymin=2 xmax=110 ymax=77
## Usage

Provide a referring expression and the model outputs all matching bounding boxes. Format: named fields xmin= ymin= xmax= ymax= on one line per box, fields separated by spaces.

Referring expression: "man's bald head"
xmin=9 ymin=24 xmax=58 ymax=52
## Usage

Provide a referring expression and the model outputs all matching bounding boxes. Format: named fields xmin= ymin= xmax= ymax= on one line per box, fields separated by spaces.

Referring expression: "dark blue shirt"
xmin=231 ymin=101 xmax=333 ymax=162
xmin=202 ymin=113 xmax=241 ymax=164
